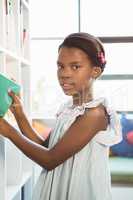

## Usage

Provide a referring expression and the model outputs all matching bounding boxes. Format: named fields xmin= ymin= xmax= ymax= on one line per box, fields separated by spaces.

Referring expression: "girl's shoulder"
xmin=56 ymin=97 xmax=122 ymax=147
xmin=56 ymin=97 xmax=109 ymax=119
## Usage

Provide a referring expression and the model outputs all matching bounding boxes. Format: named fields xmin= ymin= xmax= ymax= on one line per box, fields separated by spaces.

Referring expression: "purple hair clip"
xmin=97 ymin=52 xmax=106 ymax=66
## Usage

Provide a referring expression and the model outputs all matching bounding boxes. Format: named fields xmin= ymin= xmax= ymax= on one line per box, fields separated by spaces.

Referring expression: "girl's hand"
xmin=0 ymin=118 xmax=12 ymax=138
xmin=8 ymin=90 xmax=24 ymax=117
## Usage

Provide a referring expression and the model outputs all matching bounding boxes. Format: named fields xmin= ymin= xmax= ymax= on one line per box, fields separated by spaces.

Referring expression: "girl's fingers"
xmin=8 ymin=90 xmax=18 ymax=102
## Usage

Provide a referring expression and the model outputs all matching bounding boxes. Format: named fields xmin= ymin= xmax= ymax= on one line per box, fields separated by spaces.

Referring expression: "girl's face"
xmin=57 ymin=47 xmax=101 ymax=99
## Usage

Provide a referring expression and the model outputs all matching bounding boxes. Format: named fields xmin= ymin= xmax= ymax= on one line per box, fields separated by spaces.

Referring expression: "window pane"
xmin=94 ymin=80 xmax=133 ymax=111
xmin=30 ymin=0 xmax=78 ymax=37
xmin=103 ymin=43 xmax=133 ymax=75
xmin=31 ymin=40 xmax=70 ymax=118
xmin=81 ymin=0 xmax=133 ymax=36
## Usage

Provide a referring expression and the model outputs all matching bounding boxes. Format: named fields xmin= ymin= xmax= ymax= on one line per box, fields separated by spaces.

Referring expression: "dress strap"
xmin=56 ymin=97 xmax=122 ymax=147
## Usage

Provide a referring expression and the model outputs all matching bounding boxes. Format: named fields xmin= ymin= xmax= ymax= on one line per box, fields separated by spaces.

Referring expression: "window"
xmin=103 ymin=43 xmax=133 ymax=75
xmin=30 ymin=0 xmax=133 ymax=118
xmin=94 ymin=79 xmax=133 ymax=111
xmin=31 ymin=40 xmax=70 ymax=118
xmin=80 ymin=0 xmax=133 ymax=36
xmin=30 ymin=0 xmax=78 ymax=37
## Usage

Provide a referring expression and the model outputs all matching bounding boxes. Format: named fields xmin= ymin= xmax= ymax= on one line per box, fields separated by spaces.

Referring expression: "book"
xmin=0 ymin=73 xmax=20 ymax=117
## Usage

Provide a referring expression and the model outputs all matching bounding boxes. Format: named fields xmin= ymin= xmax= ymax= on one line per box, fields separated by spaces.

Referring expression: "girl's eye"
xmin=72 ymin=65 xmax=80 ymax=70
xmin=57 ymin=65 xmax=63 ymax=69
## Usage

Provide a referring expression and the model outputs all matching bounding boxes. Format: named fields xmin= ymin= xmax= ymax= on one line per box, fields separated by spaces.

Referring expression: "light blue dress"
xmin=32 ymin=97 xmax=122 ymax=200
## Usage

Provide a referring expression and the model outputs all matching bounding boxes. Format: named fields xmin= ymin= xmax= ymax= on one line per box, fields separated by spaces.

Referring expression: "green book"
xmin=0 ymin=73 xmax=21 ymax=117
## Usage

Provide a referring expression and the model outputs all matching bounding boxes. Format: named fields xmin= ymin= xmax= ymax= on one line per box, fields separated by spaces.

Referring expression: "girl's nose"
xmin=59 ymin=67 xmax=72 ymax=78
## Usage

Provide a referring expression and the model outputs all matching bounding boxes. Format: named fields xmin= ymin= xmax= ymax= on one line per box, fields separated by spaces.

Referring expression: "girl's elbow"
xmin=40 ymin=151 xmax=62 ymax=171
xmin=42 ymin=163 xmax=58 ymax=171
xmin=47 ymin=165 xmax=56 ymax=171
xmin=41 ymin=156 xmax=59 ymax=171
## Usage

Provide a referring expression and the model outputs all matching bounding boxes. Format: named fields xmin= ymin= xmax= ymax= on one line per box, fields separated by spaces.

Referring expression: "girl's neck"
xmin=72 ymin=91 xmax=93 ymax=106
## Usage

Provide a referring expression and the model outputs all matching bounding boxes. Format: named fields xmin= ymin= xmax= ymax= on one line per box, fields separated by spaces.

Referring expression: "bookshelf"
xmin=0 ymin=0 xmax=33 ymax=199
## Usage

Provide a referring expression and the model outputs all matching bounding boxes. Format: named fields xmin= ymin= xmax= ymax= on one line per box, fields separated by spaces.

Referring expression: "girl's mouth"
xmin=61 ymin=83 xmax=74 ymax=90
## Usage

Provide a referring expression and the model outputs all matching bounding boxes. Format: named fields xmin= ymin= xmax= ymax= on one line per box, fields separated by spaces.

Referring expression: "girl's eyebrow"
xmin=57 ymin=61 xmax=81 ymax=65
xmin=57 ymin=61 xmax=62 ymax=65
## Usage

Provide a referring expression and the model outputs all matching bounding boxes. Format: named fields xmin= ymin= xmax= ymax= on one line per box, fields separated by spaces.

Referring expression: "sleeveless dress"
xmin=32 ymin=97 xmax=122 ymax=200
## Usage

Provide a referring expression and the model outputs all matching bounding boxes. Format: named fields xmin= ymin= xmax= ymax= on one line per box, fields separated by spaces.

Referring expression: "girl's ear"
xmin=92 ymin=66 xmax=102 ymax=79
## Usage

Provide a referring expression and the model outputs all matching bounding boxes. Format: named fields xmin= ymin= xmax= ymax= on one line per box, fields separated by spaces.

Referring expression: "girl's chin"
xmin=63 ymin=89 xmax=78 ymax=96
xmin=63 ymin=91 xmax=74 ymax=96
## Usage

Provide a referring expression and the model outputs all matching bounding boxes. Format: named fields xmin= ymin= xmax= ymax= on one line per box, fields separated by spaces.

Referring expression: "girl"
xmin=0 ymin=32 xmax=122 ymax=200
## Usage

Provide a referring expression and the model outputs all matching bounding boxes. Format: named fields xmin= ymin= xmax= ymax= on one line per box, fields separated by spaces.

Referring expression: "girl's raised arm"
xmin=0 ymin=105 xmax=107 ymax=171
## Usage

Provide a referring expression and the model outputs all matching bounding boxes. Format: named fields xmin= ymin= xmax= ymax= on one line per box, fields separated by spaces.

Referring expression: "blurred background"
xmin=30 ymin=0 xmax=133 ymax=122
